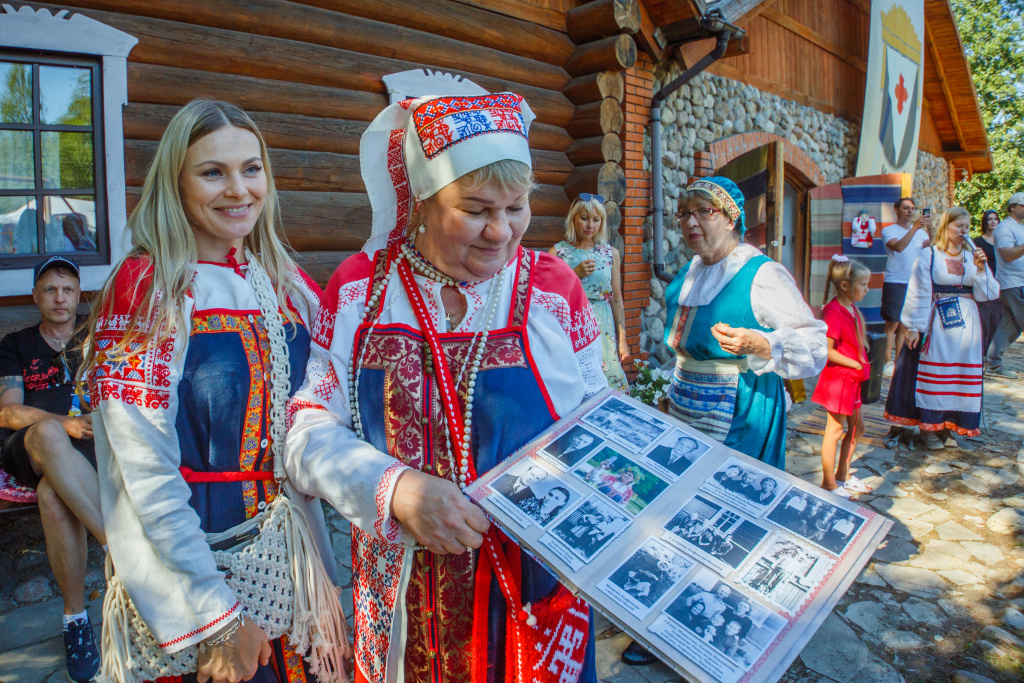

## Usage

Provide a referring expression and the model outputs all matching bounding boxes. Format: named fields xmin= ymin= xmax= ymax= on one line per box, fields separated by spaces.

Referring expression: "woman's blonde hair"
xmin=823 ymin=257 xmax=871 ymax=350
xmin=82 ymin=99 xmax=306 ymax=378
xmin=931 ymin=206 xmax=971 ymax=253
xmin=407 ymin=159 xmax=534 ymax=239
xmin=563 ymin=196 xmax=608 ymax=244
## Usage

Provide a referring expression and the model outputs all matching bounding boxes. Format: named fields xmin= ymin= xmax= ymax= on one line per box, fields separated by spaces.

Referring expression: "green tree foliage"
xmin=951 ymin=0 xmax=1024 ymax=222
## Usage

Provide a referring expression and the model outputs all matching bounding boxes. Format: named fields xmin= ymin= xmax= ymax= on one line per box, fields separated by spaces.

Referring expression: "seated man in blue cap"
xmin=0 ymin=256 xmax=105 ymax=683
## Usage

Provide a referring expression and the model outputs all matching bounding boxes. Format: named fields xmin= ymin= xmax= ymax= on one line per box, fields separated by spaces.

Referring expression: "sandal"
xmin=837 ymin=475 xmax=872 ymax=494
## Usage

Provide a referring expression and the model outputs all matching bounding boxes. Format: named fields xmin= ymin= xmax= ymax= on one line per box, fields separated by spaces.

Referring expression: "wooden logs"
xmin=565 ymin=162 xmax=627 ymax=205
xmin=291 ymin=0 xmax=575 ymax=66
xmin=567 ymin=0 xmax=641 ymax=44
xmin=529 ymin=123 xmax=573 ymax=153
xmin=123 ymin=103 xmax=369 ymax=155
xmin=125 ymin=140 xmax=570 ymax=191
xmin=567 ymin=133 xmax=622 ymax=166
xmin=565 ymin=35 xmax=637 ymax=77
xmin=38 ymin=0 xmax=568 ymax=92
xmin=567 ymin=98 xmax=623 ymax=138
xmin=604 ymin=201 xmax=621 ymax=235
xmin=38 ymin=5 xmax=575 ymax=127
xmin=531 ymin=184 xmax=571 ymax=218
xmin=563 ymin=71 xmax=624 ymax=105
xmin=128 ymin=64 xmax=388 ymax=122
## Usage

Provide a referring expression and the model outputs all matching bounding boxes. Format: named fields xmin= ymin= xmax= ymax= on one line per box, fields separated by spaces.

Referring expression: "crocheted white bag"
xmin=99 ymin=256 xmax=349 ymax=683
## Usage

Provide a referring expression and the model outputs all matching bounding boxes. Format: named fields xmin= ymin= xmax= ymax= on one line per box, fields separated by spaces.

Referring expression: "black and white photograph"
xmin=640 ymin=429 xmax=712 ymax=481
xmin=699 ymin=457 xmax=789 ymax=518
xmin=764 ymin=488 xmax=866 ymax=556
xmin=572 ymin=446 xmax=668 ymax=516
xmin=739 ymin=537 xmax=834 ymax=615
xmin=597 ymin=537 xmax=694 ymax=619
xmin=581 ymin=394 xmax=673 ymax=453
xmin=485 ymin=458 xmax=581 ymax=529
xmin=662 ymin=494 xmax=772 ymax=576
xmin=543 ymin=495 xmax=632 ymax=565
xmin=538 ymin=424 xmax=604 ymax=470
xmin=653 ymin=568 xmax=786 ymax=675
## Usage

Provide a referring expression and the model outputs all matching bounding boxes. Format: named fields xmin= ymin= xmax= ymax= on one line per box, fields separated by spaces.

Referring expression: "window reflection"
xmin=0 ymin=196 xmax=97 ymax=254
xmin=45 ymin=195 xmax=97 ymax=252
xmin=40 ymin=66 xmax=91 ymax=126
xmin=0 ymin=196 xmax=38 ymax=254
xmin=0 ymin=129 xmax=34 ymax=189
xmin=42 ymin=131 xmax=94 ymax=190
xmin=0 ymin=61 xmax=32 ymax=124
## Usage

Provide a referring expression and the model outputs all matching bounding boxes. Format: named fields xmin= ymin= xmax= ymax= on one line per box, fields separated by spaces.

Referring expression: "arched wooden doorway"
xmin=708 ymin=137 xmax=822 ymax=300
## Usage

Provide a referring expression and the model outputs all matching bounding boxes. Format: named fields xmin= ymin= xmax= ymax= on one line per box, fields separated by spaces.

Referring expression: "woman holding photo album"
xmin=285 ymin=91 xmax=607 ymax=683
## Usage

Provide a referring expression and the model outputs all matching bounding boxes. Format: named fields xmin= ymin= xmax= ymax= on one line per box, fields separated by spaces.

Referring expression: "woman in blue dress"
xmin=662 ymin=177 xmax=826 ymax=467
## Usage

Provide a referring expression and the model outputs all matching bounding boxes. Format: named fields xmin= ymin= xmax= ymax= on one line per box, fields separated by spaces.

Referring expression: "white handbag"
xmin=99 ymin=255 xmax=349 ymax=683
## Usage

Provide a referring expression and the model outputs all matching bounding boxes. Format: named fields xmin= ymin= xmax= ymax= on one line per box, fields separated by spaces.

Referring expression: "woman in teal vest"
xmin=663 ymin=177 xmax=826 ymax=469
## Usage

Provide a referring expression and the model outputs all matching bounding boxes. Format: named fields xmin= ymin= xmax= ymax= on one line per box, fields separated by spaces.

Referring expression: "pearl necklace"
xmin=349 ymin=249 xmax=508 ymax=491
xmin=401 ymin=240 xmax=470 ymax=288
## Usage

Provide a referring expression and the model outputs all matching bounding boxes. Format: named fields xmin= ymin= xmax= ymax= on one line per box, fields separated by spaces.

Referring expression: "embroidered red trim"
xmin=156 ymin=601 xmax=241 ymax=648
xmin=374 ymin=462 xmax=406 ymax=541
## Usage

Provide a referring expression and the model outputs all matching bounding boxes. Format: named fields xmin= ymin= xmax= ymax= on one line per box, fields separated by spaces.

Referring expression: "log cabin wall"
xmin=8 ymin=0 xmax=590 ymax=292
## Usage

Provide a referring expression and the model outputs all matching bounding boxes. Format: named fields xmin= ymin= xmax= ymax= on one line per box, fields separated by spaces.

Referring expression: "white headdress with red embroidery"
xmin=359 ymin=92 xmax=536 ymax=255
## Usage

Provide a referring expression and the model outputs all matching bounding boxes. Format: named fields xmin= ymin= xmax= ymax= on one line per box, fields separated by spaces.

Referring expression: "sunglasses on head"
xmin=578 ymin=193 xmax=605 ymax=204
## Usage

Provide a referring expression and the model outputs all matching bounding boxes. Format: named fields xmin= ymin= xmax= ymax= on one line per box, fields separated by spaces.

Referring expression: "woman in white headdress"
xmin=285 ymin=93 xmax=605 ymax=683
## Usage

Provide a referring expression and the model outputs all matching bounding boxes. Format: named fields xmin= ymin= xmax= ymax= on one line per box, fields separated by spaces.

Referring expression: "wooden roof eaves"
xmin=923 ymin=0 xmax=992 ymax=174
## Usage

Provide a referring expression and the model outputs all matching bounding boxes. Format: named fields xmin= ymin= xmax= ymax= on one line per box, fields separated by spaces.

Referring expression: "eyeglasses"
xmin=675 ymin=207 xmax=722 ymax=222
xmin=578 ymin=193 xmax=605 ymax=203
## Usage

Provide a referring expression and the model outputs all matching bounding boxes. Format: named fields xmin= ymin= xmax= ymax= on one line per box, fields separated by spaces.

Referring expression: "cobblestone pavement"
xmin=5 ymin=349 xmax=1024 ymax=683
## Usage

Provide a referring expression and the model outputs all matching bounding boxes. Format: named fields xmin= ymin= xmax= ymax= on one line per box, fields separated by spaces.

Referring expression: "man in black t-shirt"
xmin=0 ymin=256 xmax=104 ymax=683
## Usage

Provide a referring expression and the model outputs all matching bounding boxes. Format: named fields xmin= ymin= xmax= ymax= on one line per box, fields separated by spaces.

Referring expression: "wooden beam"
xmin=567 ymin=0 xmax=641 ymax=44
xmin=563 ymin=71 xmax=625 ymax=105
xmin=565 ymin=35 xmax=638 ymax=77
xmin=847 ymin=0 xmax=871 ymax=16
xmin=943 ymin=150 xmax=990 ymax=162
xmin=722 ymin=34 xmax=751 ymax=59
xmin=451 ymin=0 xmax=567 ymax=33
xmin=761 ymin=7 xmax=867 ymax=72
xmin=634 ymin=0 xmax=665 ymax=61
xmin=925 ymin=22 xmax=967 ymax=153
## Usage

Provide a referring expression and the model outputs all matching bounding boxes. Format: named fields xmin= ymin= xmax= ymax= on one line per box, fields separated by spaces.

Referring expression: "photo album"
xmin=464 ymin=388 xmax=892 ymax=683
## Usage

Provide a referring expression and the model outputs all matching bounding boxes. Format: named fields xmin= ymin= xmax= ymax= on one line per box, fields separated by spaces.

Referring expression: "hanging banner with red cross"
xmin=856 ymin=1 xmax=925 ymax=178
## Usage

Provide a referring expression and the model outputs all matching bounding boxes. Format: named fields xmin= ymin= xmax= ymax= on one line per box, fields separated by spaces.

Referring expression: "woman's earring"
xmin=418 ymin=224 xmax=426 ymax=234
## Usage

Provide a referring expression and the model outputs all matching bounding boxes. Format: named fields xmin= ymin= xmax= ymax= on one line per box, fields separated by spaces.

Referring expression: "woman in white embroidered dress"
xmin=883 ymin=206 xmax=997 ymax=438
xmin=83 ymin=100 xmax=347 ymax=683
xmin=285 ymin=93 xmax=605 ymax=683
xmin=549 ymin=194 xmax=629 ymax=391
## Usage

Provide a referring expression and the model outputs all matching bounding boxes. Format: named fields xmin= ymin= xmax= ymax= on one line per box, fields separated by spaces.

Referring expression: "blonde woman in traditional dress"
xmin=83 ymin=100 xmax=349 ymax=683
xmin=549 ymin=194 xmax=629 ymax=390
xmin=884 ymin=206 xmax=998 ymax=443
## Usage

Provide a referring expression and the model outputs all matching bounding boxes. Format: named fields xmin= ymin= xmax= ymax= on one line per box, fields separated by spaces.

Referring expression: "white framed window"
xmin=0 ymin=5 xmax=135 ymax=295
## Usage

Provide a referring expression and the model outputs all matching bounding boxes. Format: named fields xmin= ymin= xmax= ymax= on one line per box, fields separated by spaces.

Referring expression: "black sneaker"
xmin=64 ymin=616 xmax=100 ymax=683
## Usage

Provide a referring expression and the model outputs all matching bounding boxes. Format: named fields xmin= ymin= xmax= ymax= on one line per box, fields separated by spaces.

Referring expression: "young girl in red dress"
xmin=812 ymin=255 xmax=873 ymax=499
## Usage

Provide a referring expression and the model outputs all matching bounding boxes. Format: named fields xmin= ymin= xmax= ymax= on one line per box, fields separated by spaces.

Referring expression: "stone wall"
xmin=913 ymin=149 xmax=952 ymax=217
xmin=641 ymin=65 xmax=862 ymax=364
